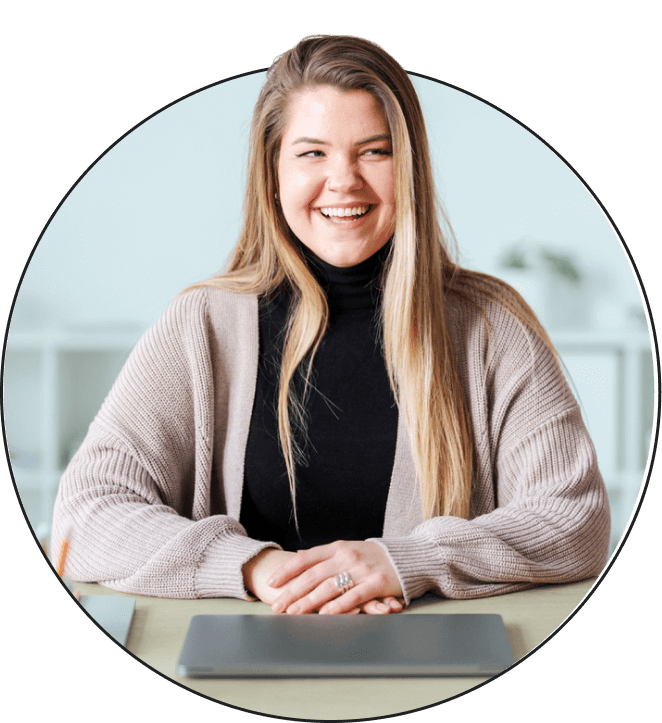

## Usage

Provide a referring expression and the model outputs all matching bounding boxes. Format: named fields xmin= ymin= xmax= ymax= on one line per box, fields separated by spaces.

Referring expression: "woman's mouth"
xmin=318 ymin=205 xmax=373 ymax=222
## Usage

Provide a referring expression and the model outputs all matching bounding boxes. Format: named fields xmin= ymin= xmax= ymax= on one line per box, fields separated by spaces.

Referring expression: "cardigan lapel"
xmin=207 ymin=289 xmax=260 ymax=521
xmin=382 ymin=412 xmax=423 ymax=536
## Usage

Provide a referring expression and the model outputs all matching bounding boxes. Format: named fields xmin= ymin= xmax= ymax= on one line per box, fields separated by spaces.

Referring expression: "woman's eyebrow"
xmin=290 ymin=133 xmax=391 ymax=146
xmin=292 ymin=136 xmax=327 ymax=145
xmin=355 ymin=133 xmax=391 ymax=146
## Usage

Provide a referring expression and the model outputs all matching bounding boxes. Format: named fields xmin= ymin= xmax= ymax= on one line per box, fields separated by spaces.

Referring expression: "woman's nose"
xmin=327 ymin=157 xmax=363 ymax=193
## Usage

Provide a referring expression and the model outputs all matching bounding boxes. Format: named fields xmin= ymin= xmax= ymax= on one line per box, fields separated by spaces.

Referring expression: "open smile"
xmin=317 ymin=205 xmax=374 ymax=223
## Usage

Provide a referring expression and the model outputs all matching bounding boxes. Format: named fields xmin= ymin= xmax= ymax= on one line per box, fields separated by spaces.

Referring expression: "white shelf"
xmin=549 ymin=327 xmax=652 ymax=349
xmin=6 ymin=327 xmax=140 ymax=531
xmin=549 ymin=329 xmax=654 ymax=553
xmin=8 ymin=327 xmax=142 ymax=351
xmin=9 ymin=468 xmax=62 ymax=491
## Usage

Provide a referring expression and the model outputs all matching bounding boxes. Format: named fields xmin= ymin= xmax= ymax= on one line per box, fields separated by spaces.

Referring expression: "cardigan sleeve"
xmin=371 ymin=300 xmax=611 ymax=605
xmin=51 ymin=289 xmax=280 ymax=600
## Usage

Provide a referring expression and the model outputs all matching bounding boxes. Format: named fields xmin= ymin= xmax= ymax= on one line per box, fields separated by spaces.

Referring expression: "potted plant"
xmin=498 ymin=239 xmax=587 ymax=329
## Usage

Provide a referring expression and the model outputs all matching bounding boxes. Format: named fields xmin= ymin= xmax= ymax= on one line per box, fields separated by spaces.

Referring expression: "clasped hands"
xmin=243 ymin=540 xmax=404 ymax=615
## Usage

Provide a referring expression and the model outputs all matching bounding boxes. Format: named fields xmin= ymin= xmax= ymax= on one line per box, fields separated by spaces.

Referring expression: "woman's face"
xmin=277 ymin=86 xmax=396 ymax=268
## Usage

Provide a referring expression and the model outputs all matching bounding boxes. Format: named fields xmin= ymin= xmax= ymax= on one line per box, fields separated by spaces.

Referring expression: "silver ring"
xmin=334 ymin=571 xmax=354 ymax=595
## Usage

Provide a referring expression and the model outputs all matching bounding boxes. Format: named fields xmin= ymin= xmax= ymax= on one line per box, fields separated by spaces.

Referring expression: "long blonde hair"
xmin=188 ymin=35 xmax=557 ymax=523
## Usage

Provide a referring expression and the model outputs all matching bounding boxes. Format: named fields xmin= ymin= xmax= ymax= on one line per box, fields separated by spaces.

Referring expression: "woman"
xmin=52 ymin=35 xmax=610 ymax=615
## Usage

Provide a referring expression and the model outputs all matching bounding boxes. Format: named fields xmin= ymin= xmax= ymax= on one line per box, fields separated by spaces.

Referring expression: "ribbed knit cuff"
xmin=195 ymin=531 xmax=282 ymax=600
xmin=368 ymin=535 xmax=446 ymax=606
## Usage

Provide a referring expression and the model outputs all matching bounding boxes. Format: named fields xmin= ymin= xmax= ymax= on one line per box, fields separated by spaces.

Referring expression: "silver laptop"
xmin=80 ymin=595 xmax=136 ymax=646
xmin=177 ymin=613 xmax=514 ymax=678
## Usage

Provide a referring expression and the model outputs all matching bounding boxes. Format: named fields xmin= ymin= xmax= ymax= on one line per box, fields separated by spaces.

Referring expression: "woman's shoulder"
xmin=166 ymin=281 xmax=257 ymax=321
xmin=447 ymin=271 xmax=580 ymax=444
xmin=446 ymin=270 xmax=558 ymax=377
xmin=141 ymin=282 xmax=259 ymax=352
xmin=446 ymin=271 xmax=518 ymax=334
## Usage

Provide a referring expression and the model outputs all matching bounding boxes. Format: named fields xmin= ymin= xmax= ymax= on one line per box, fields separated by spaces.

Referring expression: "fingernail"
xmin=272 ymin=601 xmax=283 ymax=613
xmin=377 ymin=602 xmax=389 ymax=612
xmin=287 ymin=604 xmax=301 ymax=615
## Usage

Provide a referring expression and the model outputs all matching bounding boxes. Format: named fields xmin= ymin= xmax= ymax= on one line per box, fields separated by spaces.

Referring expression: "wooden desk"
xmin=70 ymin=578 xmax=596 ymax=720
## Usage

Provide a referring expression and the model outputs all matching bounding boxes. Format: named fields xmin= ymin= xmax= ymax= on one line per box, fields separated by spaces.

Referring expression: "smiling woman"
xmin=277 ymin=87 xmax=396 ymax=268
xmin=51 ymin=35 xmax=610 ymax=618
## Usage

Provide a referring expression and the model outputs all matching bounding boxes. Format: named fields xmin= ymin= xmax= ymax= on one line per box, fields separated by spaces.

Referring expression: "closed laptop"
xmin=177 ymin=613 xmax=515 ymax=678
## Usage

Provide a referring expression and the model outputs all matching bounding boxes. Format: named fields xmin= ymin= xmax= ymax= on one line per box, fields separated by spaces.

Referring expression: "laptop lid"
xmin=80 ymin=595 xmax=136 ymax=647
xmin=177 ymin=613 xmax=514 ymax=678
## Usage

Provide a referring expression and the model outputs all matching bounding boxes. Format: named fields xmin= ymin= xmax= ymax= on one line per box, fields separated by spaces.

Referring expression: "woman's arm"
xmin=369 ymin=301 xmax=611 ymax=605
xmin=372 ymin=406 xmax=610 ymax=605
xmin=52 ymin=289 xmax=280 ymax=600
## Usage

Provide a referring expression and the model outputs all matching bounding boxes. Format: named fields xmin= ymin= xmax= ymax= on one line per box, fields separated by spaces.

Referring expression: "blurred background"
xmin=3 ymin=72 xmax=654 ymax=555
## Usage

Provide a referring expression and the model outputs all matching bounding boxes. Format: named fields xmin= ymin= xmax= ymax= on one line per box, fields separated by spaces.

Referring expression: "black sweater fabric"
xmin=240 ymin=243 xmax=399 ymax=551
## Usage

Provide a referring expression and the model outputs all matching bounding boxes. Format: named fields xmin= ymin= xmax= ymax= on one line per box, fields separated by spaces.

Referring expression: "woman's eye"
xmin=295 ymin=149 xmax=392 ymax=158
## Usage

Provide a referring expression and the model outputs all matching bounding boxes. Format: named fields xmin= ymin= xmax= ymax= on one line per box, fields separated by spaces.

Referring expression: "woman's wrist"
xmin=242 ymin=548 xmax=275 ymax=595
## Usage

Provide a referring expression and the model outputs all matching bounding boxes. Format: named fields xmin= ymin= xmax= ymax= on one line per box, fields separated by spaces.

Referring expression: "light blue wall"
xmin=412 ymin=75 xmax=642 ymax=323
xmin=11 ymin=71 xmax=642 ymax=333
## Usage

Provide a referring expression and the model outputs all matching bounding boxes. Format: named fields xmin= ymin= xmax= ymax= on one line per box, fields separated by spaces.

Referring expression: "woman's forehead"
xmin=281 ymin=87 xmax=389 ymax=139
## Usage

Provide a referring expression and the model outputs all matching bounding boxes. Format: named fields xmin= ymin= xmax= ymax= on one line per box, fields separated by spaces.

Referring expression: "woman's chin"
xmin=302 ymin=238 xmax=390 ymax=268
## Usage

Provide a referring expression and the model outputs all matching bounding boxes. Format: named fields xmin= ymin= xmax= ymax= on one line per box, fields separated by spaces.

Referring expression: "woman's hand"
xmin=242 ymin=548 xmax=297 ymax=605
xmin=268 ymin=540 xmax=403 ymax=615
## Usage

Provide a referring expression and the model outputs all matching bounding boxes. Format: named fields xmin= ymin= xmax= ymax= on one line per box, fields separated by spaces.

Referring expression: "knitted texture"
xmin=52 ymin=285 xmax=610 ymax=603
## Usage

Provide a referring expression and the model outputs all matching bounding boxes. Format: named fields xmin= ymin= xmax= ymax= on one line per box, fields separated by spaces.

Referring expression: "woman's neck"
xmin=298 ymin=241 xmax=391 ymax=312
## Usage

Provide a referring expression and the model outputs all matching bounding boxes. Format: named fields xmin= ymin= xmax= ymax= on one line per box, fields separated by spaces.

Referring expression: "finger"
xmin=285 ymin=576 xmax=348 ymax=615
xmin=318 ymin=579 xmax=385 ymax=615
xmin=268 ymin=544 xmax=335 ymax=588
xmin=271 ymin=560 xmax=342 ymax=613
xmin=382 ymin=596 xmax=403 ymax=611
xmin=360 ymin=599 xmax=391 ymax=614
xmin=287 ymin=575 xmax=384 ymax=616
xmin=361 ymin=597 xmax=403 ymax=614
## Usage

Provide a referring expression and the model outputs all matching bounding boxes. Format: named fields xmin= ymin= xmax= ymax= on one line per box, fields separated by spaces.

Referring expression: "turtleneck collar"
xmin=298 ymin=241 xmax=391 ymax=313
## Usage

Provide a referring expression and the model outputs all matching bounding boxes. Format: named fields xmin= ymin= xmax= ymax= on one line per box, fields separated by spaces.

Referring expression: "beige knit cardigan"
xmin=52 ymin=285 xmax=611 ymax=605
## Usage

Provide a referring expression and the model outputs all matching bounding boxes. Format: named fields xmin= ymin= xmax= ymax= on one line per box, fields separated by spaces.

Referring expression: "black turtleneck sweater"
xmin=240 ymin=243 xmax=399 ymax=551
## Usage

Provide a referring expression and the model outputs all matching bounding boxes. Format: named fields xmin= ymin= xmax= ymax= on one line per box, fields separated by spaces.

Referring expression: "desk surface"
xmin=71 ymin=578 xmax=596 ymax=720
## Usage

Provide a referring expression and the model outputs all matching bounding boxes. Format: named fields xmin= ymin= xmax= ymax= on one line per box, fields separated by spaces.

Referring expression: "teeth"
xmin=320 ymin=205 xmax=370 ymax=218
